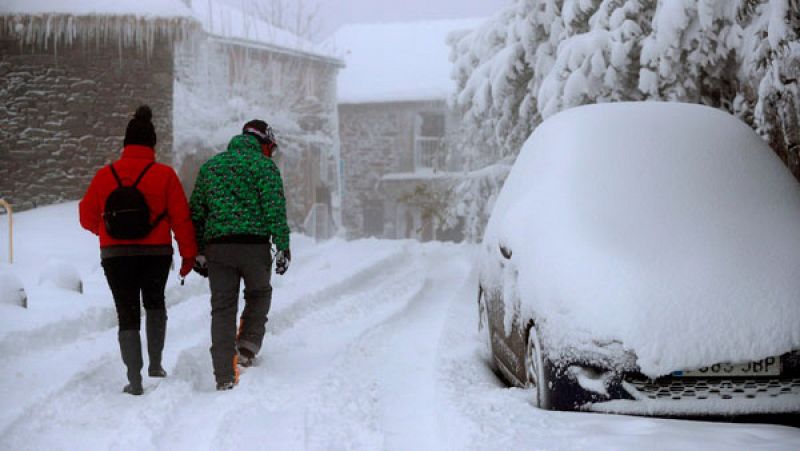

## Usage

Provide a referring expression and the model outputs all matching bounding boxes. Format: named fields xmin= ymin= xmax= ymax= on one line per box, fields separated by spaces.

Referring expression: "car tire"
xmin=525 ymin=323 xmax=551 ymax=409
xmin=478 ymin=286 xmax=494 ymax=366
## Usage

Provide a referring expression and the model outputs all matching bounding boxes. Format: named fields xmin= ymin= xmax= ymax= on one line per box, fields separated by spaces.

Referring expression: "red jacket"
xmin=79 ymin=145 xmax=198 ymax=258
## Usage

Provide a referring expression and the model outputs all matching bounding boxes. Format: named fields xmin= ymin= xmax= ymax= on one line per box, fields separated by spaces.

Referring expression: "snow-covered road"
xmin=0 ymin=203 xmax=798 ymax=450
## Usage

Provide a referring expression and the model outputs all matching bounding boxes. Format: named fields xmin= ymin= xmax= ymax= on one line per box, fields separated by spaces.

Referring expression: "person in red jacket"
xmin=79 ymin=105 xmax=197 ymax=396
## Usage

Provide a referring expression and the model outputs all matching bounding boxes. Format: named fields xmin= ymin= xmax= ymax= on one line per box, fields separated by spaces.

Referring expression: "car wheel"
xmin=478 ymin=286 xmax=494 ymax=364
xmin=525 ymin=323 xmax=551 ymax=409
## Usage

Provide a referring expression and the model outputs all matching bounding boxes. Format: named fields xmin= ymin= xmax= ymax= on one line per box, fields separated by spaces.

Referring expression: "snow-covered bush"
xmin=0 ymin=269 xmax=27 ymax=308
xmin=38 ymin=260 xmax=83 ymax=294
xmin=449 ymin=0 xmax=800 ymax=239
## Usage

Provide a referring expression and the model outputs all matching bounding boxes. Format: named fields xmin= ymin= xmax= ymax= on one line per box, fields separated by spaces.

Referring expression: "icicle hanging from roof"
xmin=0 ymin=14 xmax=199 ymax=58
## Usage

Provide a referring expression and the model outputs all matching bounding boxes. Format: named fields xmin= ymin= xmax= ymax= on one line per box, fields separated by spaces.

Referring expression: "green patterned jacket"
xmin=190 ymin=134 xmax=290 ymax=252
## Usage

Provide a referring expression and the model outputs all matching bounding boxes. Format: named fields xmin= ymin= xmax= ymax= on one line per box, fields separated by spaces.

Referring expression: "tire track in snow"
xmin=152 ymin=248 xmax=429 ymax=450
xmin=266 ymin=244 xmax=413 ymax=336
xmin=301 ymin=245 xmax=473 ymax=450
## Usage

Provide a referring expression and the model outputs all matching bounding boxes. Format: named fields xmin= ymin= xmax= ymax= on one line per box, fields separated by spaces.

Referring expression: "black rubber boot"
xmin=118 ymin=330 xmax=144 ymax=395
xmin=146 ymin=309 xmax=168 ymax=377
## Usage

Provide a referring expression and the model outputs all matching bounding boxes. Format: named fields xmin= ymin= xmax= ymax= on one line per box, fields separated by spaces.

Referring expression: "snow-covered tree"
xmin=737 ymin=0 xmax=800 ymax=173
xmin=449 ymin=0 xmax=800 ymax=241
xmin=539 ymin=0 xmax=655 ymax=117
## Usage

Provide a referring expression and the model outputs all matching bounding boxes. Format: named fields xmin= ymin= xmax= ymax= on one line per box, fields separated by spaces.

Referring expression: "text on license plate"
xmin=672 ymin=357 xmax=781 ymax=377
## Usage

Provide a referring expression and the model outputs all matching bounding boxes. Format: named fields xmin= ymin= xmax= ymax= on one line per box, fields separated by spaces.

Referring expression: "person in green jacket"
xmin=189 ymin=119 xmax=290 ymax=391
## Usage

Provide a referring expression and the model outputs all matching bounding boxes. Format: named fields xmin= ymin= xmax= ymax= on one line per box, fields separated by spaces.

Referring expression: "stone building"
xmin=1 ymin=0 xmax=343 ymax=232
xmin=329 ymin=19 xmax=482 ymax=241
xmin=0 ymin=1 xmax=195 ymax=211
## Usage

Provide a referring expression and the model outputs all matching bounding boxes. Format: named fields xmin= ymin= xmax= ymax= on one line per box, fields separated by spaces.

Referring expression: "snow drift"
xmin=0 ymin=269 xmax=27 ymax=308
xmin=482 ymin=102 xmax=800 ymax=378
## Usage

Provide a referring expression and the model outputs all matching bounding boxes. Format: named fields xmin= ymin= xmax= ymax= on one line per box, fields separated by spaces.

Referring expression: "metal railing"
xmin=0 ymin=199 xmax=12 ymax=264
xmin=414 ymin=137 xmax=445 ymax=171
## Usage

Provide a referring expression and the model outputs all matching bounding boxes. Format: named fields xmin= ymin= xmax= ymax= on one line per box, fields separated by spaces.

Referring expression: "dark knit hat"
xmin=242 ymin=119 xmax=275 ymax=145
xmin=124 ymin=105 xmax=157 ymax=148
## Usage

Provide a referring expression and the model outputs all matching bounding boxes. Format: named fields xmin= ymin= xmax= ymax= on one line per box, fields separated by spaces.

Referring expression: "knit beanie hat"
xmin=242 ymin=119 xmax=275 ymax=145
xmin=124 ymin=105 xmax=157 ymax=148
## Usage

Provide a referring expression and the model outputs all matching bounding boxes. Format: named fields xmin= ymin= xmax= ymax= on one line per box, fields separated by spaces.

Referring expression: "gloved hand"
xmin=179 ymin=256 xmax=195 ymax=278
xmin=193 ymin=255 xmax=208 ymax=278
xmin=275 ymin=249 xmax=290 ymax=275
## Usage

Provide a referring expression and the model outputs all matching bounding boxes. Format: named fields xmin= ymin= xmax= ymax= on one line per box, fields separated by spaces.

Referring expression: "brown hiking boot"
xmin=238 ymin=348 xmax=255 ymax=367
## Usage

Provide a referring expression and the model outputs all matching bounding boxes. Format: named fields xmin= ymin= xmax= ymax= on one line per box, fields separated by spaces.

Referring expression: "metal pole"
xmin=0 ymin=199 xmax=12 ymax=264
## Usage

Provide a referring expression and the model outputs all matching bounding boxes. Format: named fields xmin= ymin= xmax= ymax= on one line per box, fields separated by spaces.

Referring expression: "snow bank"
xmin=38 ymin=260 xmax=83 ymax=294
xmin=328 ymin=18 xmax=486 ymax=104
xmin=0 ymin=269 xmax=27 ymax=308
xmin=482 ymin=102 xmax=800 ymax=378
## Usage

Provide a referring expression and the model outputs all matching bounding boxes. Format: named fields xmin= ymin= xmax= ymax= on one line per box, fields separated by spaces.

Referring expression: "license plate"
xmin=672 ymin=357 xmax=781 ymax=377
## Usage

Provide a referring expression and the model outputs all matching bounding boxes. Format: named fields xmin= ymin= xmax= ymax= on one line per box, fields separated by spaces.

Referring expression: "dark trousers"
xmin=102 ymin=255 xmax=172 ymax=331
xmin=206 ymin=243 xmax=273 ymax=383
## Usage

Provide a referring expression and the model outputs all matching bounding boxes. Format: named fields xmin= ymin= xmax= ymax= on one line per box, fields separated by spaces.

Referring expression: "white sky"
xmin=313 ymin=0 xmax=510 ymax=39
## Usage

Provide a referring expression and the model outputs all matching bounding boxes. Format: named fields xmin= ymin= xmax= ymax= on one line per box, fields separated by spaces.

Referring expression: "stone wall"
xmin=0 ymin=36 xmax=174 ymax=211
xmin=339 ymin=100 xmax=459 ymax=239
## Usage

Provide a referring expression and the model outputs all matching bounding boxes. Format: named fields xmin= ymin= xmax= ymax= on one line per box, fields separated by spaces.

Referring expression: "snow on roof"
xmin=191 ymin=0 xmax=340 ymax=63
xmin=328 ymin=18 xmax=486 ymax=104
xmin=0 ymin=0 xmax=193 ymax=18
xmin=0 ymin=0 xmax=340 ymax=63
xmin=483 ymin=102 xmax=800 ymax=379
xmin=1 ymin=1 xmax=196 ymax=51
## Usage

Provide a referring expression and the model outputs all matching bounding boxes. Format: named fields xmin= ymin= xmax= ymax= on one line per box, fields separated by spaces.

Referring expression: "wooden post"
xmin=0 ymin=199 xmax=12 ymax=264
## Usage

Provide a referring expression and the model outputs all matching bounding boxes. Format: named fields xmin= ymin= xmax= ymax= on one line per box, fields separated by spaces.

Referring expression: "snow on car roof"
xmin=328 ymin=18 xmax=486 ymax=104
xmin=483 ymin=102 xmax=800 ymax=379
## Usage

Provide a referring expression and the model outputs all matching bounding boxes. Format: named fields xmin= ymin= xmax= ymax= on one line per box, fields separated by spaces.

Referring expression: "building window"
xmin=414 ymin=112 xmax=446 ymax=171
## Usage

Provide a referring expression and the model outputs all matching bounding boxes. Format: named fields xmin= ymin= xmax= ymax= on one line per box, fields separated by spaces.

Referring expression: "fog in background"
xmin=215 ymin=0 xmax=511 ymax=40
xmin=314 ymin=0 xmax=510 ymax=39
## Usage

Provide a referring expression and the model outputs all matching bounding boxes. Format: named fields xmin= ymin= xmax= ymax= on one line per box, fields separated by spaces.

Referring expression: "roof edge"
xmin=207 ymin=35 xmax=344 ymax=68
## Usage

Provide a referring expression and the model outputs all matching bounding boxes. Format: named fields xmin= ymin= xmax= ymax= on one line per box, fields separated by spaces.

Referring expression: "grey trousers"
xmin=206 ymin=243 xmax=273 ymax=383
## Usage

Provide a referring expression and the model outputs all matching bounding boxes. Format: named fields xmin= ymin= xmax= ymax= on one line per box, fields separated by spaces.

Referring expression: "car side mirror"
xmin=499 ymin=244 xmax=512 ymax=260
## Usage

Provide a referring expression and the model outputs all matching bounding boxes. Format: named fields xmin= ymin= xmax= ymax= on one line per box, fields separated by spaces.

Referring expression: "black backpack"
xmin=103 ymin=162 xmax=166 ymax=239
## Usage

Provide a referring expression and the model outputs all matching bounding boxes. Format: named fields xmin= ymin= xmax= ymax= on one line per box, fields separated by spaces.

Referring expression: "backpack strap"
xmin=108 ymin=164 xmax=124 ymax=187
xmin=133 ymin=162 xmax=156 ymax=188
xmin=134 ymin=162 xmax=168 ymax=229
xmin=108 ymin=162 xmax=155 ymax=188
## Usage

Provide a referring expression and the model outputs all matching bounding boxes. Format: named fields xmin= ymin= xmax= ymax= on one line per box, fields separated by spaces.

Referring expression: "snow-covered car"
xmin=478 ymin=102 xmax=800 ymax=416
